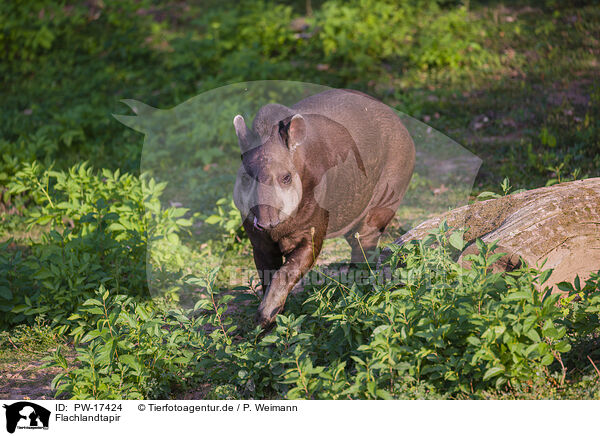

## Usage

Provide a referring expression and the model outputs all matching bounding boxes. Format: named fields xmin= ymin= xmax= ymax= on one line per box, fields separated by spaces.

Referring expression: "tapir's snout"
xmin=251 ymin=204 xmax=282 ymax=231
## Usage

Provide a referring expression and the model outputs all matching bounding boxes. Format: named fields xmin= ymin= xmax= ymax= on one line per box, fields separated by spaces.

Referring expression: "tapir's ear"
xmin=233 ymin=115 xmax=253 ymax=152
xmin=279 ymin=114 xmax=306 ymax=152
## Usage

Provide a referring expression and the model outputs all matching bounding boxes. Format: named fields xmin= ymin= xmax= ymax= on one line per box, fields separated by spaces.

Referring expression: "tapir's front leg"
xmin=257 ymin=233 xmax=323 ymax=327
xmin=244 ymin=219 xmax=284 ymax=293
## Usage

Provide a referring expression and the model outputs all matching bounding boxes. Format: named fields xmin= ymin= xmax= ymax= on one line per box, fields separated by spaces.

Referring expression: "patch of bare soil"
xmin=0 ymin=348 xmax=76 ymax=400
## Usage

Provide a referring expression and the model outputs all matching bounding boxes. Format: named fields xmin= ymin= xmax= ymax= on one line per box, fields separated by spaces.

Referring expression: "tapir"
xmin=233 ymin=89 xmax=415 ymax=326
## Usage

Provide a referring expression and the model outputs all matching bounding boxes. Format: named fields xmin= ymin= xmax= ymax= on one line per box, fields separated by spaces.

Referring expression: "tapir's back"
xmin=292 ymin=89 xmax=415 ymax=237
xmin=292 ymin=89 xmax=413 ymax=164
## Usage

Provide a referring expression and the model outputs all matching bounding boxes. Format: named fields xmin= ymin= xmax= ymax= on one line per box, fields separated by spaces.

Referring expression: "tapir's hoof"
xmin=255 ymin=307 xmax=280 ymax=329
xmin=255 ymin=312 xmax=271 ymax=328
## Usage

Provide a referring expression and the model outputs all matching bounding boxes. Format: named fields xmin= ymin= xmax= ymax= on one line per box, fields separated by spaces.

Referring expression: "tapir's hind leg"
xmin=345 ymin=206 xmax=396 ymax=265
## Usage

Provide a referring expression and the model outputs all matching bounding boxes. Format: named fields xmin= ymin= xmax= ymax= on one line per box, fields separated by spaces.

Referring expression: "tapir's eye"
xmin=282 ymin=173 xmax=292 ymax=185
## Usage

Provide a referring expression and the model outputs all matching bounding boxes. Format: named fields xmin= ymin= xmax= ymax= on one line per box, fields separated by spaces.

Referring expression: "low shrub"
xmin=1 ymin=162 xmax=190 ymax=329
xmin=46 ymin=221 xmax=600 ymax=399
xmin=47 ymin=287 xmax=210 ymax=399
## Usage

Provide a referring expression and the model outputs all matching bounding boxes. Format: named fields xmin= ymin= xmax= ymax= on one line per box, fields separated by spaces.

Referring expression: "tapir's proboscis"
xmin=233 ymin=89 xmax=415 ymax=327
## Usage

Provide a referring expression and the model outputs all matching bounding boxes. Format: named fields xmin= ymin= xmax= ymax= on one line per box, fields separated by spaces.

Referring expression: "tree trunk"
xmin=382 ymin=178 xmax=600 ymax=291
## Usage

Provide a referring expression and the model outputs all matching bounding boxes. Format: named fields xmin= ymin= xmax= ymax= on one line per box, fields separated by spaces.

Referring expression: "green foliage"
xmin=203 ymin=197 xmax=245 ymax=244
xmin=0 ymin=240 xmax=38 ymax=326
xmin=3 ymin=162 xmax=599 ymax=399
xmin=305 ymin=0 xmax=496 ymax=80
xmin=0 ymin=316 xmax=59 ymax=354
xmin=559 ymin=272 xmax=600 ymax=336
xmin=0 ymin=0 xmax=156 ymax=76
xmin=476 ymin=177 xmax=525 ymax=201
xmin=1 ymin=0 xmax=163 ymax=173
xmin=2 ymin=0 xmax=598 ymax=190
xmin=0 ymin=137 xmax=55 ymax=206
xmin=45 ymin=221 xmax=600 ymax=400
xmin=0 ymin=162 xmax=190 ymax=329
xmin=0 ymin=0 xmax=505 ymax=176
xmin=46 ymin=287 xmax=210 ymax=399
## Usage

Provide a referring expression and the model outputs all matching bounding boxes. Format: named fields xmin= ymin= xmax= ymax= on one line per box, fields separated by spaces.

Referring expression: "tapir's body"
xmin=233 ymin=89 xmax=415 ymax=326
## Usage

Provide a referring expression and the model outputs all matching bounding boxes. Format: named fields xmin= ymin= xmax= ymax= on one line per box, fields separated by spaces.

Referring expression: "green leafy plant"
xmin=42 ymin=221 xmax=600 ymax=400
xmin=203 ymin=197 xmax=244 ymax=243
xmin=46 ymin=286 xmax=210 ymax=399
xmin=1 ymin=162 xmax=190 ymax=329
